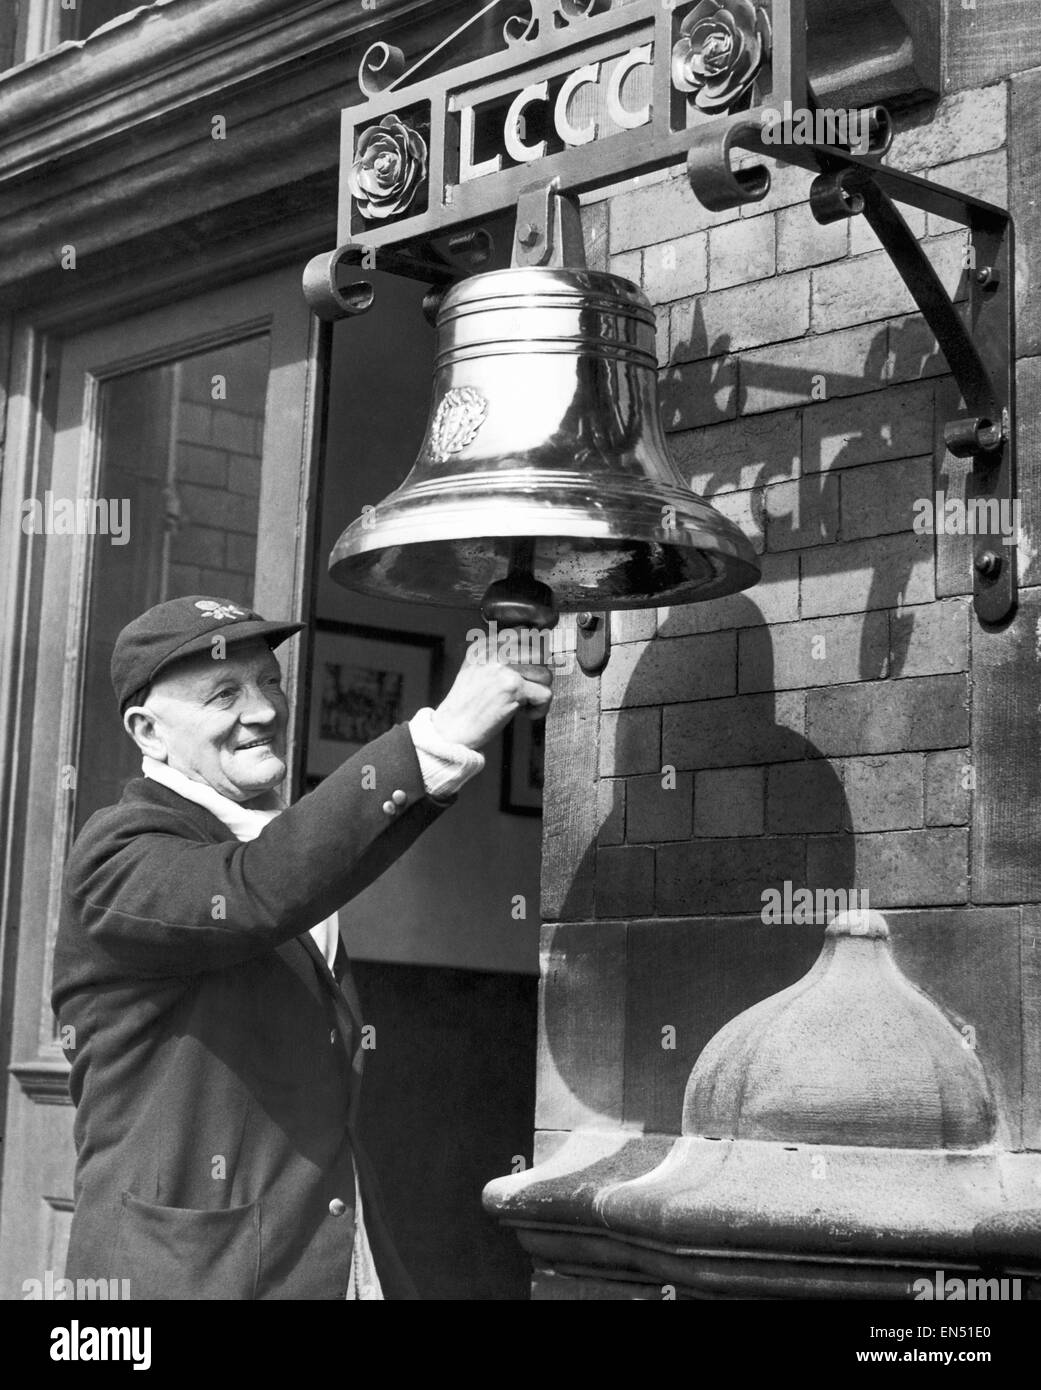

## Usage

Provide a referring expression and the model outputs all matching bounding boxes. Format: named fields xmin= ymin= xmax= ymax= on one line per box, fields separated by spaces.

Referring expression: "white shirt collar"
xmin=141 ymin=755 xmax=283 ymax=840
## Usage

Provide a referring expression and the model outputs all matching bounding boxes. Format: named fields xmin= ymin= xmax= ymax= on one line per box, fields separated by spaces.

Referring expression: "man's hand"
xmin=430 ymin=634 xmax=554 ymax=750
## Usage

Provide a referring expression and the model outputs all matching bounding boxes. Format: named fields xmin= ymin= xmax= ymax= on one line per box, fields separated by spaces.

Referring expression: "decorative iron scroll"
xmin=358 ymin=41 xmax=407 ymax=99
xmin=504 ymin=0 xmax=613 ymax=47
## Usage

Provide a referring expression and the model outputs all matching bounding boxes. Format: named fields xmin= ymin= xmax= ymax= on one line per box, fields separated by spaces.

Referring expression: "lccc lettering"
xmin=458 ymin=44 xmax=654 ymax=182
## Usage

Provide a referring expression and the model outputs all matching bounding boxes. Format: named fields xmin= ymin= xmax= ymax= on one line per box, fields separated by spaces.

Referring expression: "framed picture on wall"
xmin=306 ymin=620 xmax=444 ymax=786
xmin=500 ymin=713 xmax=545 ymax=816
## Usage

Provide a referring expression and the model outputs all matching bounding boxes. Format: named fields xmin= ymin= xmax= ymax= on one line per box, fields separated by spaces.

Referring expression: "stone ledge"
xmin=10 ymin=1055 xmax=72 ymax=1106
xmin=485 ymin=1128 xmax=1041 ymax=1294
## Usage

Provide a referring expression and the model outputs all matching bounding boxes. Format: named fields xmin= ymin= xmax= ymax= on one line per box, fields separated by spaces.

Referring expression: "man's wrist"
xmin=428 ymin=707 xmax=468 ymax=748
xmin=408 ymin=707 xmax=485 ymax=798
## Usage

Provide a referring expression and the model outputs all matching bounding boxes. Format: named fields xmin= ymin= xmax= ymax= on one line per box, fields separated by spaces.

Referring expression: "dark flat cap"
xmin=112 ymin=595 xmax=304 ymax=714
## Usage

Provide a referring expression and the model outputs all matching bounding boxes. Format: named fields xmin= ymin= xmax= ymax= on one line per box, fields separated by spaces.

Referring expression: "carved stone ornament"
xmin=484 ymin=910 xmax=1041 ymax=1295
xmin=671 ymin=0 xmax=772 ymax=113
xmin=685 ymin=907 xmax=993 ymax=1148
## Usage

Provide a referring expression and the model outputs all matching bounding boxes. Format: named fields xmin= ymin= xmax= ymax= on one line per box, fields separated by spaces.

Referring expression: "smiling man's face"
xmin=125 ymin=638 xmax=289 ymax=803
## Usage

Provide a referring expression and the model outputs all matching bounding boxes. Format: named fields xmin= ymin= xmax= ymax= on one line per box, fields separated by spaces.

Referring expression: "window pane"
xmin=75 ymin=334 xmax=270 ymax=830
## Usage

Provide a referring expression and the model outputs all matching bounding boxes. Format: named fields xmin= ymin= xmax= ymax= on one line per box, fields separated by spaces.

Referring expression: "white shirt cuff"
xmin=408 ymin=707 xmax=485 ymax=799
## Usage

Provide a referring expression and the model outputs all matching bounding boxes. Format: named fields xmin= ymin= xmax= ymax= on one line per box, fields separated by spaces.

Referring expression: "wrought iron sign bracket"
xmin=861 ymin=172 xmax=1014 ymax=627
xmin=699 ymin=127 xmax=1017 ymax=625
xmin=311 ymin=0 xmax=1015 ymax=623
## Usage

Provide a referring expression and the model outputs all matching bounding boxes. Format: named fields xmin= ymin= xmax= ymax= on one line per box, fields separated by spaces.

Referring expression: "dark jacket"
xmin=51 ymin=724 xmax=446 ymax=1300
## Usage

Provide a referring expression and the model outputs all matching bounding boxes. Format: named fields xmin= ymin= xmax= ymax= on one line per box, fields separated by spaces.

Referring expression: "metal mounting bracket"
xmin=576 ymin=611 xmax=612 ymax=677
xmin=695 ymin=137 xmax=1016 ymax=624
xmin=684 ymin=2 xmax=1016 ymax=624
xmin=301 ymin=231 xmax=493 ymax=322
xmin=853 ymin=172 xmax=1014 ymax=625
xmin=511 ymin=177 xmax=587 ymax=268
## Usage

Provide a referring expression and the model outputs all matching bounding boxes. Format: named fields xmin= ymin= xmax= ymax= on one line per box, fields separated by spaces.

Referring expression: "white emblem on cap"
xmin=195 ymin=599 xmax=248 ymax=622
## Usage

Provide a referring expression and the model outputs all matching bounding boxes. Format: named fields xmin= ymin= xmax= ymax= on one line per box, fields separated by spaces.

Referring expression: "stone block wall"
xmin=532 ymin=60 xmax=1041 ymax=1199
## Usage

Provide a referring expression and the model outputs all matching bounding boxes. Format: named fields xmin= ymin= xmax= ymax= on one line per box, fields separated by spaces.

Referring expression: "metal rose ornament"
xmin=671 ymin=0 xmax=771 ymax=113
xmin=347 ymin=113 xmax=428 ymax=221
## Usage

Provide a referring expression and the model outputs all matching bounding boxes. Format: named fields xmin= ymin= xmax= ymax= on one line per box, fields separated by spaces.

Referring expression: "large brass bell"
xmin=329 ymin=265 xmax=760 ymax=626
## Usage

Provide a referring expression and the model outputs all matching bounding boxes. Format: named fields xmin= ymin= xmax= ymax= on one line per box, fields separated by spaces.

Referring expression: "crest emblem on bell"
xmin=430 ymin=387 xmax=488 ymax=461
xmin=329 ymin=265 xmax=760 ymax=623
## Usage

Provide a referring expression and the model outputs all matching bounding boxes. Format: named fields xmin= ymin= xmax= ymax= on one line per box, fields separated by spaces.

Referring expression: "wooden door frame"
xmin=0 ymin=249 xmax=329 ymax=1286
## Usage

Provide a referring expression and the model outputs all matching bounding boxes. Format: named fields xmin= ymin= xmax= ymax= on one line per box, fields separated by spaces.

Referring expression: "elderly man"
xmin=51 ymin=595 xmax=552 ymax=1301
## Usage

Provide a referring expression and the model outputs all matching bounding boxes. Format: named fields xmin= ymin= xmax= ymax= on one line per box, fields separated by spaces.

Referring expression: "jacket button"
xmin=329 ymin=1198 xmax=347 ymax=1217
xmin=391 ymin=789 xmax=407 ymax=806
xmin=381 ymin=799 xmax=396 ymax=815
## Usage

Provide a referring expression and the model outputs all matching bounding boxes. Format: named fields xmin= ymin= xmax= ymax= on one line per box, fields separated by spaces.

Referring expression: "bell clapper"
xmin=479 ymin=539 xmax=558 ymax=630
xmin=479 ymin=538 xmax=559 ymax=682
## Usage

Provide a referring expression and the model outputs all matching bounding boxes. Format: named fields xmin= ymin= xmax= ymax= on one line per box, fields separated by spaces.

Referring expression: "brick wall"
xmin=535 ymin=77 xmax=1039 ymax=1156
xmin=602 ymin=84 xmax=1007 ymax=919
xmin=164 ymin=349 xmax=264 ymax=603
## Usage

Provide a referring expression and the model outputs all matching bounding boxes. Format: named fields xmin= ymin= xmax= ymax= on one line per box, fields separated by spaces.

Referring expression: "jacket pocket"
xmin=114 ymin=1191 xmax=261 ymax=1300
